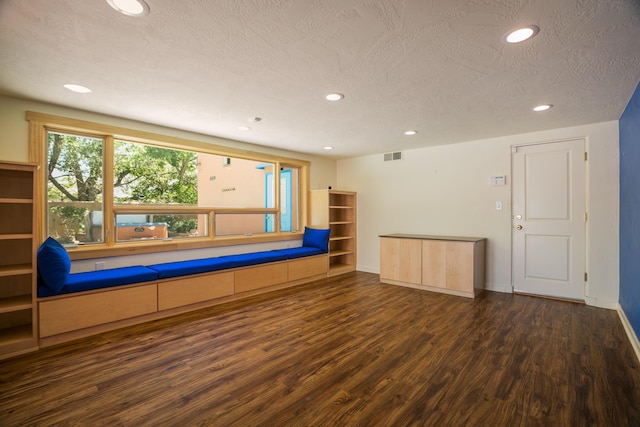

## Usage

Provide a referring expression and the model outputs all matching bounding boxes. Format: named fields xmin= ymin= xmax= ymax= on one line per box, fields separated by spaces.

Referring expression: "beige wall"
xmin=198 ymin=155 xmax=267 ymax=208
xmin=0 ymin=95 xmax=338 ymax=189
xmin=337 ymin=120 xmax=620 ymax=309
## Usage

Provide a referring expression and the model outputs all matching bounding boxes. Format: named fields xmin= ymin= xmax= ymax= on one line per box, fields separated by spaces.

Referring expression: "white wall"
xmin=337 ymin=121 xmax=619 ymax=309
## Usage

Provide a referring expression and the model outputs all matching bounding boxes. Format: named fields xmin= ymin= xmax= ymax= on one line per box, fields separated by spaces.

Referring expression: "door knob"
xmin=515 ymin=225 xmax=523 ymax=230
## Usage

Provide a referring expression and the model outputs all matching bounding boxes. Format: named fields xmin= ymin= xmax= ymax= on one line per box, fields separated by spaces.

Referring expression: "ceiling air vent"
xmin=384 ymin=151 xmax=402 ymax=161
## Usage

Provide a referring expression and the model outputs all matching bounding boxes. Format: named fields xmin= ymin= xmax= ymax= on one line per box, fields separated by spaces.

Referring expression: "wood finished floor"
xmin=1 ymin=272 xmax=640 ymax=426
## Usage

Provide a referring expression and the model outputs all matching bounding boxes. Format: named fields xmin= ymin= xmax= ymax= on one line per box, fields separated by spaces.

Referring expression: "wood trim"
xmin=103 ymin=135 xmax=115 ymax=246
xmin=26 ymin=111 xmax=310 ymax=166
xmin=28 ymin=120 xmax=47 ymax=244
xmin=26 ymin=111 xmax=311 ymax=258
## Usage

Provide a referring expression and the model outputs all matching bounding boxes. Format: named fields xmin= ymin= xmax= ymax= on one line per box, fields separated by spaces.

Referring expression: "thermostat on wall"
xmin=490 ymin=175 xmax=506 ymax=186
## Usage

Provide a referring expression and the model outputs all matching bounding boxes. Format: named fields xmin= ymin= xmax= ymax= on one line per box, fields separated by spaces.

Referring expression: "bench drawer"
xmin=39 ymin=284 xmax=158 ymax=337
xmin=235 ymin=262 xmax=288 ymax=293
xmin=158 ymin=271 xmax=234 ymax=310
xmin=288 ymin=256 xmax=328 ymax=281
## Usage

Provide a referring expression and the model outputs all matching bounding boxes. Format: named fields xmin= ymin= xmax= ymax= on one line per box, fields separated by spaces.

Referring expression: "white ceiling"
xmin=1 ymin=0 xmax=639 ymax=158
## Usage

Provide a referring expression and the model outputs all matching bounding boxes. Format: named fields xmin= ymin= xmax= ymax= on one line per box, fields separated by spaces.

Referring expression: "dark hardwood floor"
xmin=1 ymin=271 xmax=639 ymax=426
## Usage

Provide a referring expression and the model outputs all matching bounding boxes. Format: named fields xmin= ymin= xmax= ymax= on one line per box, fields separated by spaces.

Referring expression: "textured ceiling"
xmin=1 ymin=0 xmax=639 ymax=158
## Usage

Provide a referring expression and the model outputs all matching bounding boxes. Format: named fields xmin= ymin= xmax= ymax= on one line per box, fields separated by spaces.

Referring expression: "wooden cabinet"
xmin=309 ymin=190 xmax=356 ymax=277
xmin=380 ymin=234 xmax=486 ymax=298
xmin=0 ymin=162 xmax=38 ymax=359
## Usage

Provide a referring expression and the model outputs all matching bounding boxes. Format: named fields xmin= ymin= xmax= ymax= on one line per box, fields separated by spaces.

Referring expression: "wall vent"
xmin=384 ymin=151 xmax=402 ymax=161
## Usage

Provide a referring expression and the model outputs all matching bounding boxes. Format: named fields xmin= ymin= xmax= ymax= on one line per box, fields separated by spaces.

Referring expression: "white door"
xmin=512 ymin=139 xmax=586 ymax=300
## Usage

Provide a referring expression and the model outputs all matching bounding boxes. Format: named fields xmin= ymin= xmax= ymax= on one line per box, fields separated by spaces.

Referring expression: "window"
xmin=29 ymin=112 xmax=309 ymax=255
xmin=46 ymin=131 xmax=103 ymax=244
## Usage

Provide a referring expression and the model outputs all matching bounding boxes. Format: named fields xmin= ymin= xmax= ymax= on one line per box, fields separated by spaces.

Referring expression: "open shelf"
xmin=0 ymin=265 xmax=33 ymax=277
xmin=329 ymin=249 xmax=353 ymax=257
xmin=328 ymin=263 xmax=354 ymax=277
xmin=0 ymin=295 xmax=33 ymax=314
xmin=0 ymin=324 xmax=34 ymax=348
xmin=0 ymin=162 xmax=37 ymax=360
xmin=310 ymin=189 xmax=357 ymax=277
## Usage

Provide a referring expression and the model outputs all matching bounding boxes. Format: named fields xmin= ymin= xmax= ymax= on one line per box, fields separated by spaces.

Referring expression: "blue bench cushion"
xmin=225 ymin=250 xmax=289 ymax=268
xmin=272 ymin=247 xmax=325 ymax=259
xmin=148 ymin=257 xmax=235 ymax=280
xmin=38 ymin=244 xmax=327 ymax=298
xmin=148 ymin=251 xmax=288 ymax=280
xmin=38 ymin=266 xmax=158 ymax=297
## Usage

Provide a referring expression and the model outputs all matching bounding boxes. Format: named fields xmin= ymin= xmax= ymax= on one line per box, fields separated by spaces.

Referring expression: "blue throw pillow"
xmin=37 ymin=237 xmax=71 ymax=292
xmin=302 ymin=227 xmax=331 ymax=252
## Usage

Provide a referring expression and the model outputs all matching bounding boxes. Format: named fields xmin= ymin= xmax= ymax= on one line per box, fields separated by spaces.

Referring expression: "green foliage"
xmin=48 ymin=133 xmax=200 ymax=242
xmin=48 ymin=133 xmax=103 ymax=202
xmin=114 ymin=141 xmax=197 ymax=204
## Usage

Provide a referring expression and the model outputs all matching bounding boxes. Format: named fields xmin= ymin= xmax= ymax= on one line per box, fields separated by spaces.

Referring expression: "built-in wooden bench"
xmin=38 ymin=254 xmax=328 ymax=346
xmin=37 ymin=227 xmax=332 ymax=347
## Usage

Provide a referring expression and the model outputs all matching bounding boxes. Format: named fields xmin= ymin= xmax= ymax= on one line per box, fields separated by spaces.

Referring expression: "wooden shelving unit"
xmin=0 ymin=162 xmax=38 ymax=360
xmin=309 ymin=189 xmax=357 ymax=277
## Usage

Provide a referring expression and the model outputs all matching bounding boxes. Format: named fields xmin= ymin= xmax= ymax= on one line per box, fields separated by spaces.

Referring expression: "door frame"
xmin=510 ymin=138 xmax=589 ymax=298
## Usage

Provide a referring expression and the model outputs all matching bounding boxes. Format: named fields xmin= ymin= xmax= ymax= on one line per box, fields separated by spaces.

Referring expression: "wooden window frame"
xmin=27 ymin=112 xmax=310 ymax=260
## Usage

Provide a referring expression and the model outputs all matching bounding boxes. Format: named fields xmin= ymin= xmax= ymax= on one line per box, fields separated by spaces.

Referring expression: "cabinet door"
xmin=422 ymin=240 xmax=446 ymax=288
xmin=380 ymin=238 xmax=400 ymax=281
xmin=446 ymin=242 xmax=474 ymax=292
xmin=399 ymin=239 xmax=422 ymax=284
xmin=380 ymin=238 xmax=421 ymax=284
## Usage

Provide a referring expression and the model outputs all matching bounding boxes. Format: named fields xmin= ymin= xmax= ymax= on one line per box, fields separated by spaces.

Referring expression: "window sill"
xmin=66 ymin=232 xmax=305 ymax=261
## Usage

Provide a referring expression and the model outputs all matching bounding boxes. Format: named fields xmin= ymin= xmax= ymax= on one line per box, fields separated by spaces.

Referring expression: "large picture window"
xmin=29 ymin=112 xmax=308 ymax=255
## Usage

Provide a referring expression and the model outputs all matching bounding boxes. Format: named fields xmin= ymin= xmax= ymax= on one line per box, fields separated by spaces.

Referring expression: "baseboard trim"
xmin=617 ymin=304 xmax=640 ymax=364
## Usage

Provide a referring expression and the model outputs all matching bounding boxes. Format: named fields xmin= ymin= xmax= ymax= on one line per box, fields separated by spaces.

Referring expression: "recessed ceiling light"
xmin=107 ymin=0 xmax=150 ymax=16
xmin=238 ymin=126 xmax=251 ymax=131
xmin=324 ymin=146 xmax=334 ymax=150
xmin=503 ymin=25 xmax=540 ymax=44
xmin=325 ymin=93 xmax=344 ymax=101
xmin=64 ymin=84 xmax=92 ymax=93
xmin=533 ymin=104 xmax=553 ymax=112
xmin=404 ymin=130 xmax=417 ymax=136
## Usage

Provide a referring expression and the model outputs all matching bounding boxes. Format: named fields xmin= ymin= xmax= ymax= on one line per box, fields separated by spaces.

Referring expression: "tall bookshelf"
xmin=0 ymin=162 xmax=38 ymax=359
xmin=309 ymin=189 xmax=356 ymax=277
